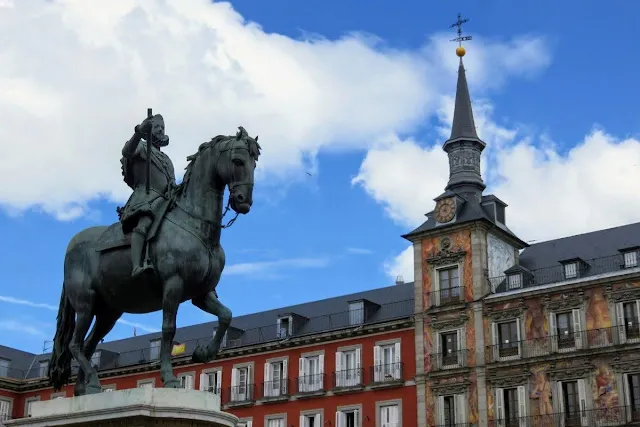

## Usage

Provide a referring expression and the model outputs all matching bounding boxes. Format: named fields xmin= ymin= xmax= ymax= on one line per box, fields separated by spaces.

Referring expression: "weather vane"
xmin=450 ymin=13 xmax=472 ymax=57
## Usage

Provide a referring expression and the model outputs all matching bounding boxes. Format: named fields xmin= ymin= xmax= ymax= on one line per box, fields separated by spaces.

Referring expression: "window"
xmin=549 ymin=309 xmax=583 ymax=351
xmin=624 ymin=250 xmax=639 ymax=268
xmin=335 ymin=348 xmax=361 ymax=387
xmin=266 ymin=417 xmax=285 ymax=427
xmin=298 ymin=354 xmax=324 ymax=392
xmin=300 ymin=413 xmax=322 ymax=427
xmin=336 ymin=407 xmax=360 ymax=427
xmin=276 ymin=316 xmax=292 ymax=338
xmin=231 ymin=365 xmax=252 ymax=402
xmin=0 ymin=359 xmax=10 ymax=377
xmin=557 ymin=380 xmax=587 ymax=426
xmin=150 ymin=339 xmax=160 ymax=360
xmin=625 ymin=374 xmax=640 ymax=420
xmin=436 ymin=266 xmax=460 ymax=305
xmin=437 ymin=394 xmax=465 ymax=426
xmin=373 ymin=342 xmax=402 ymax=382
xmin=349 ymin=301 xmax=364 ymax=325
xmin=212 ymin=327 xmax=228 ymax=348
xmin=39 ymin=361 xmax=48 ymax=377
xmin=178 ymin=373 xmax=194 ymax=390
xmin=91 ymin=351 xmax=101 ymax=367
xmin=238 ymin=419 xmax=253 ymax=427
xmin=507 ymin=274 xmax=521 ymax=290
xmin=616 ymin=301 xmax=640 ymax=343
xmin=434 ymin=330 xmax=462 ymax=369
xmin=138 ymin=381 xmax=153 ymax=389
xmin=25 ymin=399 xmax=38 ymax=417
xmin=495 ymin=386 xmax=527 ymax=427
xmin=200 ymin=370 xmax=222 ymax=394
xmin=492 ymin=320 xmax=521 ymax=360
xmin=379 ymin=404 xmax=400 ymax=427
xmin=564 ymin=262 xmax=578 ymax=279
xmin=0 ymin=399 xmax=10 ymax=422
xmin=264 ymin=359 xmax=288 ymax=397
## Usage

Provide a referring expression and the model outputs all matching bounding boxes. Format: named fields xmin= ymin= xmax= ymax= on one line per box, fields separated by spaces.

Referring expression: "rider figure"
xmin=119 ymin=114 xmax=176 ymax=278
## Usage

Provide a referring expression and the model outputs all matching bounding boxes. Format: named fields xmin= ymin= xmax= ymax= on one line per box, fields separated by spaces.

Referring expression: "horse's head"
xmin=217 ymin=126 xmax=261 ymax=215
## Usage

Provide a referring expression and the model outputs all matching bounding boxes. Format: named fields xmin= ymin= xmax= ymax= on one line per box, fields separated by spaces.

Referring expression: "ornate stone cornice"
xmin=543 ymin=291 xmax=586 ymax=311
xmin=431 ymin=378 xmax=470 ymax=394
xmin=430 ymin=313 xmax=469 ymax=330
xmin=610 ymin=353 xmax=640 ymax=371
xmin=425 ymin=241 xmax=466 ymax=267
xmin=484 ymin=306 xmax=524 ymax=321
xmin=609 ymin=287 xmax=640 ymax=303
xmin=548 ymin=360 xmax=595 ymax=381
xmin=488 ymin=373 xmax=529 ymax=388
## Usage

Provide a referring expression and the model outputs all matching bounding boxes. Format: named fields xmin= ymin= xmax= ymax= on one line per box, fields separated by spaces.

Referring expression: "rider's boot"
xmin=131 ymin=230 xmax=153 ymax=278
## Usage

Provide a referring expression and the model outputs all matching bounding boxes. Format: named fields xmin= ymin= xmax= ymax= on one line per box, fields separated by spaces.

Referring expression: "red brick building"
xmin=0 ymin=283 xmax=416 ymax=427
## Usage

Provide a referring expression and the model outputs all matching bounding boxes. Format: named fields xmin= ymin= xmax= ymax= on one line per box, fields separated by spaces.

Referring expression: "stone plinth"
xmin=5 ymin=388 xmax=238 ymax=427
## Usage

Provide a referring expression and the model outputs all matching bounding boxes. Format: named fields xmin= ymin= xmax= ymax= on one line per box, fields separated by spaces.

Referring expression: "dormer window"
xmin=0 ymin=358 xmax=9 ymax=377
xmin=277 ymin=315 xmax=292 ymax=338
xmin=91 ymin=351 xmax=101 ymax=367
xmin=563 ymin=262 xmax=578 ymax=279
xmin=150 ymin=339 xmax=161 ymax=360
xmin=507 ymin=273 xmax=521 ymax=290
xmin=213 ymin=327 xmax=228 ymax=347
xmin=349 ymin=301 xmax=364 ymax=325
xmin=39 ymin=361 xmax=49 ymax=377
xmin=623 ymin=249 xmax=639 ymax=268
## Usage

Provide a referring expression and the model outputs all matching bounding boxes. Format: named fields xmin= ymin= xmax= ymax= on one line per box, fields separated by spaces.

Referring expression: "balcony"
xmin=429 ymin=286 xmax=464 ymax=308
xmin=296 ymin=373 xmax=325 ymax=397
xmin=224 ymin=384 xmax=255 ymax=406
xmin=332 ymin=368 xmax=364 ymax=390
xmin=430 ymin=349 xmax=468 ymax=371
xmin=370 ymin=362 xmax=403 ymax=387
xmin=260 ymin=378 xmax=289 ymax=401
xmin=487 ymin=326 xmax=631 ymax=363
xmin=489 ymin=406 xmax=640 ymax=427
xmin=489 ymin=253 xmax=640 ymax=295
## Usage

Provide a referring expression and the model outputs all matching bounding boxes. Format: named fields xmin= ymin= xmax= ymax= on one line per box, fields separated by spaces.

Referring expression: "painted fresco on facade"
xmin=468 ymin=371 xmax=479 ymax=424
xmin=585 ymin=288 xmax=613 ymax=346
xmin=487 ymin=383 xmax=494 ymax=420
xmin=423 ymin=317 xmax=433 ymax=372
xmin=529 ymin=365 xmax=553 ymax=416
xmin=465 ymin=308 xmax=476 ymax=367
xmin=593 ymin=360 xmax=623 ymax=424
xmin=524 ymin=298 xmax=548 ymax=354
xmin=426 ymin=385 xmax=435 ymax=427
xmin=612 ymin=280 xmax=640 ymax=291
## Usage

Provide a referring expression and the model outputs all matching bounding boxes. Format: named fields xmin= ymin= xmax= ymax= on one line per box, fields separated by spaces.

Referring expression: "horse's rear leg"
xmin=68 ymin=293 xmax=101 ymax=394
xmin=74 ymin=308 xmax=122 ymax=396
xmin=191 ymin=290 xmax=232 ymax=363
xmin=160 ymin=275 xmax=182 ymax=388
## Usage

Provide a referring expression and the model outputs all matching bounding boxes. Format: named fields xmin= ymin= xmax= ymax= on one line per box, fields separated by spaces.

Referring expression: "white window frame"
xmin=336 ymin=404 xmax=362 ymax=427
xmin=237 ymin=418 xmax=253 ymax=427
xmin=624 ymin=250 xmax=639 ymax=268
xmin=101 ymin=384 xmax=116 ymax=392
xmin=433 ymin=263 xmax=462 ymax=306
xmin=491 ymin=319 xmax=522 ymax=362
xmin=39 ymin=360 xmax=49 ymax=377
xmin=276 ymin=315 xmax=293 ymax=338
xmin=231 ymin=362 xmax=253 ymax=402
xmin=298 ymin=351 xmax=324 ymax=393
xmin=373 ymin=339 xmax=402 ymax=382
xmin=178 ymin=371 xmax=195 ymax=390
xmin=616 ymin=300 xmax=640 ymax=345
xmin=549 ymin=309 xmax=583 ymax=352
xmin=376 ymin=399 xmax=402 ymax=427
xmin=0 ymin=398 xmax=13 ymax=422
xmin=263 ymin=357 xmax=288 ymax=397
xmin=434 ymin=328 xmax=464 ymax=370
xmin=265 ymin=413 xmax=287 ymax=427
xmin=24 ymin=397 xmax=39 ymax=417
xmin=300 ymin=409 xmax=323 ymax=427
xmin=494 ymin=386 xmax=528 ymax=427
xmin=335 ymin=345 xmax=362 ymax=388
xmin=199 ymin=368 xmax=222 ymax=394
xmin=349 ymin=301 xmax=365 ymax=325
xmin=149 ymin=339 xmax=161 ymax=360
xmin=564 ymin=262 xmax=578 ymax=279
xmin=136 ymin=378 xmax=155 ymax=388
xmin=556 ymin=379 xmax=588 ymax=427
xmin=507 ymin=273 xmax=522 ymax=289
xmin=212 ymin=327 xmax=228 ymax=348
xmin=436 ymin=393 xmax=466 ymax=427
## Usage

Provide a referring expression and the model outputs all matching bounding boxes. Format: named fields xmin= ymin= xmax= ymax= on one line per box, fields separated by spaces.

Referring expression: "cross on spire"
xmin=450 ymin=13 xmax=472 ymax=46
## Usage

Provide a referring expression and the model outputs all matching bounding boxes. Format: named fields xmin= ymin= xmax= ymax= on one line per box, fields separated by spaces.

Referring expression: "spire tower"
xmin=443 ymin=14 xmax=486 ymax=196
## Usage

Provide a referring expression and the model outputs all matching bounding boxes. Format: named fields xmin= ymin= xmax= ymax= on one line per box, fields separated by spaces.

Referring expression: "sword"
xmin=145 ymin=108 xmax=152 ymax=194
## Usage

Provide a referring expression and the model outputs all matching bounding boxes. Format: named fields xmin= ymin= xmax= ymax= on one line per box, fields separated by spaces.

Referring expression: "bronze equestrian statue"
xmin=48 ymin=113 xmax=261 ymax=396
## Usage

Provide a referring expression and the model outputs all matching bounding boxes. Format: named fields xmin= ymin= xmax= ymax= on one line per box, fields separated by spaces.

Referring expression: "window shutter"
xmin=577 ymin=379 xmax=588 ymax=426
xmin=436 ymin=396 xmax=445 ymax=426
xmin=231 ymin=368 xmax=238 ymax=400
xmin=186 ymin=374 xmax=194 ymax=390
xmin=282 ymin=359 xmax=288 ymax=382
xmin=355 ymin=348 xmax=362 ymax=383
xmin=264 ymin=362 xmax=270 ymax=397
xmin=456 ymin=329 xmax=463 ymax=366
xmin=393 ymin=342 xmax=401 ymax=379
xmin=495 ymin=388 xmax=505 ymax=427
xmin=636 ymin=301 xmax=640 ymax=334
xmin=572 ymin=309 xmax=583 ymax=349
xmin=549 ymin=312 xmax=558 ymax=352
xmin=616 ymin=303 xmax=627 ymax=344
xmin=624 ymin=374 xmax=632 ymax=421
xmin=373 ymin=345 xmax=381 ymax=382
xmin=300 ymin=415 xmax=305 ymax=427
xmin=246 ymin=421 xmax=252 ymax=427
xmin=391 ymin=405 xmax=399 ymax=424
xmin=433 ymin=332 xmax=441 ymax=370
xmin=455 ymin=393 xmax=466 ymax=425
xmin=517 ymin=385 xmax=528 ymax=427
xmin=556 ymin=382 xmax=565 ymax=415
xmin=434 ymin=270 xmax=441 ymax=305
xmin=299 ymin=357 xmax=305 ymax=393
xmin=247 ymin=365 xmax=252 ymax=396
xmin=216 ymin=370 xmax=222 ymax=394
xmin=492 ymin=322 xmax=499 ymax=362
xmin=354 ymin=409 xmax=360 ymax=427
xmin=319 ymin=354 xmax=325 ymax=374
xmin=335 ymin=411 xmax=341 ymax=427
xmin=199 ymin=373 xmax=207 ymax=391
xmin=515 ymin=318 xmax=522 ymax=357
xmin=335 ymin=351 xmax=343 ymax=387
xmin=314 ymin=413 xmax=320 ymax=426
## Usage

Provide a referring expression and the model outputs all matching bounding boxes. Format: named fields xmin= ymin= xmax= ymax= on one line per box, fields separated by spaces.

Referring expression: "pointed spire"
xmin=448 ymin=58 xmax=479 ymax=141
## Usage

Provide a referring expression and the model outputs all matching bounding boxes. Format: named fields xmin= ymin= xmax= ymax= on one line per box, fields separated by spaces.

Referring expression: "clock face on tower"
xmin=435 ymin=198 xmax=456 ymax=223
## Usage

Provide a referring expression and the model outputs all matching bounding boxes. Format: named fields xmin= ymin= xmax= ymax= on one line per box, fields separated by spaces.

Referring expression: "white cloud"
xmin=225 ymin=257 xmax=330 ymax=277
xmin=383 ymin=246 xmax=414 ymax=283
xmin=116 ymin=318 xmax=159 ymax=333
xmin=0 ymin=319 xmax=49 ymax=337
xmin=0 ymin=0 xmax=549 ymax=220
xmin=346 ymin=247 xmax=373 ymax=255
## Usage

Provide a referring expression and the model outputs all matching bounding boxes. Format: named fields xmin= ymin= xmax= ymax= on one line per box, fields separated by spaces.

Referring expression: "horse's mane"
xmin=177 ymin=127 xmax=261 ymax=195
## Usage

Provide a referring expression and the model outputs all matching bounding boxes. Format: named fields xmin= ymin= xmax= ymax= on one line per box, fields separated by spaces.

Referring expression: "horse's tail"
xmin=48 ymin=283 xmax=75 ymax=391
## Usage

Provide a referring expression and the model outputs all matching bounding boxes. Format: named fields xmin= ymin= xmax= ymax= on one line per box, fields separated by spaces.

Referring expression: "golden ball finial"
xmin=456 ymin=46 xmax=466 ymax=57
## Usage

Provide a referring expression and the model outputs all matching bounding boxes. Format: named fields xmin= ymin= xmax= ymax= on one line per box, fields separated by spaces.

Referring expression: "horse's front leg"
xmin=191 ymin=290 xmax=232 ymax=363
xmin=160 ymin=275 xmax=182 ymax=388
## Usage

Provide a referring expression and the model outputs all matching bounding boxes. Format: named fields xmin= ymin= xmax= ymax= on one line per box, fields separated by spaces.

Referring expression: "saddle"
xmin=95 ymin=198 xmax=172 ymax=252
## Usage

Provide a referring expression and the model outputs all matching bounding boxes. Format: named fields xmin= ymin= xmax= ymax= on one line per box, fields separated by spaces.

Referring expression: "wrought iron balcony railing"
xmin=486 ymin=325 xmax=633 ymax=363
xmin=0 ymin=298 xmax=413 ymax=381
xmin=261 ymin=378 xmax=289 ymax=398
xmin=224 ymin=384 xmax=255 ymax=405
xmin=370 ymin=362 xmax=403 ymax=384
xmin=489 ymin=252 xmax=640 ymax=294
xmin=430 ymin=349 xmax=468 ymax=371
xmin=296 ymin=373 xmax=325 ymax=394
xmin=488 ymin=405 xmax=640 ymax=427
xmin=428 ymin=286 xmax=464 ymax=307
xmin=332 ymin=368 xmax=364 ymax=388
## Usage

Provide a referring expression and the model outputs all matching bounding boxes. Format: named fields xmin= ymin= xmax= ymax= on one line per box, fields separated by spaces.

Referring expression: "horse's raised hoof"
xmin=163 ymin=379 xmax=181 ymax=389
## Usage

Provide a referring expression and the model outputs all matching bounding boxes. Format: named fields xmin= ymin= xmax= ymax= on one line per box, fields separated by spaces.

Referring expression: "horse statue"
xmin=48 ymin=126 xmax=261 ymax=396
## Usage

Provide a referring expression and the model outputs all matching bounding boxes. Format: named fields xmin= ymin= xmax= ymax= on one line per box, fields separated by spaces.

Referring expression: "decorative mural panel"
xmin=487 ymin=232 xmax=515 ymax=280
xmin=423 ymin=317 xmax=433 ymax=372
xmin=468 ymin=371 xmax=479 ymax=424
xmin=585 ymin=288 xmax=613 ymax=346
xmin=426 ymin=384 xmax=435 ymax=427
xmin=465 ymin=308 xmax=476 ymax=367
xmin=529 ymin=365 xmax=553 ymax=417
xmin=524 ymin=298 xmax=549 ymax=354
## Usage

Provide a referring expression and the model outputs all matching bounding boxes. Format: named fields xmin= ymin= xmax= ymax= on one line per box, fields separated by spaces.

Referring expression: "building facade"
xmin=0 ymin=283 xmax=416 ymax=427
xmin=404 ymin=45 xmax=640 ymax=427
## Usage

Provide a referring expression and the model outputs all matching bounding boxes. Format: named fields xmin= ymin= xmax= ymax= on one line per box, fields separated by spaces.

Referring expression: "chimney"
xmin=395 ymin=275 xmax=404 ymax=285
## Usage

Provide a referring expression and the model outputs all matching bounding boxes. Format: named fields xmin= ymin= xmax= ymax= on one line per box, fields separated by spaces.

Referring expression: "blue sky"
xmin=1 ymin=0 xmax=639 ymax=354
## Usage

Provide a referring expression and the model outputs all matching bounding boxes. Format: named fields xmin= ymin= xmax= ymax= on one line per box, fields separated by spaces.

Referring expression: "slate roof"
xmin=0 ymin=281 xmax=415 ymax=379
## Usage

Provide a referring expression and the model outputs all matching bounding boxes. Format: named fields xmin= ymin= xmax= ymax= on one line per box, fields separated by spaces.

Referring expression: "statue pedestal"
xmin=5 ymin=388 xmax=238 ymax=427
